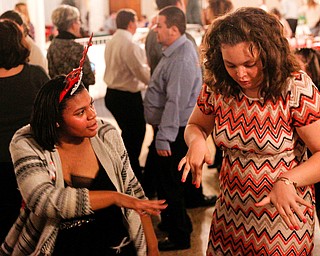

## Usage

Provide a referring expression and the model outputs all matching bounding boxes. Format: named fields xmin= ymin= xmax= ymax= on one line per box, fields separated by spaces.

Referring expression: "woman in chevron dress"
xmin=179 ymin=7 xmax=320 ymax=255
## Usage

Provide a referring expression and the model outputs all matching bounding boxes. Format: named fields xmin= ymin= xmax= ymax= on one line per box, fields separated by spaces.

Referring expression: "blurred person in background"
xmin=269 ymin=7 xmax=293 ymax=38
xmin=202 ymin=0 xmax=233 ymax=27
xmin=279 ymin=0 xmax=301 ymax=37
xmin=144 ymin=6 xmax=202 ymax=251
xmin=295 ymin=48 xmax=320 ymax=88
xmin=146 ymin=0 xmax=188 ymax=75
xmin=139 ymin=14 xmax=149 ymax=28
xmin=186 ymin=0 xmax=203 ymax=25
xmin=14 ymin=2 xmax=35 ymax=39
xmin=0 ymin=10 xmax=48 ymax=73
xmin=311 ymin=18 xmax=320 ymax=36
xmin=47 ymin=5 xmax=95 ymax=90
xmin=104 ymin=9 xmax=150 ymax=183
xmin=300 ymin=0 xmax=320 ymax=34
xmin=103 ymin=11 xmax=117 ymax=35
xmin=144 ymin=0 xmax=217 ymax=210
xmin=0 ymin=19 xmax=49 ymax=243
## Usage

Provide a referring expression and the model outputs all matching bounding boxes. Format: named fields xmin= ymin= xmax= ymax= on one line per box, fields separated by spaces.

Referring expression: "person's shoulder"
xmin=47 ymin=38 xmax=67 ymax=53
xmin=288 ymin=70 xmax=316 ymax=95
xmin=290 ymin=70 xmax=312 ymax=84
xmin=10 ymin=124 xmax=46 ymax=157
xmin=51 ymin=37 xmax=81 ymax=48
xmin=47 ymin=37 xmax=59 ymax=46
xmin=11 ymin=124 xmax=32 ymax=144
xmin=146 ymin=29 xmax=156 ymax=41
xmin=25 ymin=63 xmax=45 ymax=71
xmin=108 ymin=30 xmax=131 ymax=46
xmin=184 ymin=37 xmax=196 ymax=49
xmin=72 ymin=39 xmax=85 ymax=49
xmin=24 ymin=64 xmax=49 ymax=78
xmin=96 ymin=119 xmax=119 ymax=136
xmin=185 ymin=32 xmax=196 ymax=44
xmin=112 ymin=29 xmax=130 ymax=40
xmin=178 ymin=36 xmax=198 ymax=58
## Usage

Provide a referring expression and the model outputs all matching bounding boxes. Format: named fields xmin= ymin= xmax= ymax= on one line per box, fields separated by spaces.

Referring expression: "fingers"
xmin=181 ymin=159 xmax=191 ymax=183
xmin=138 ymin=209 xmax=160 ymax=216
xmin=255 ymin=196 xmax=271 ymax=207
xmin=278 ymin=205 xmax=309 ymax=230
xmin=193 ymin=167 xmax=202 ymax=188
xmin=178 ymin=157 xmax=186 ymax=171
xmin=255 ymin=196 xmax=305 ymax=229
xmin=277 ymin=194 xmax=313 ymax=229
xmin=256 ymin=196 xmax=310 ymax=230
xmin=157 ymin=149 xmax=171 ymax=157
xmin=289 ymin=197 xmax=311 ymax=225
xmin=278 ymin=205 xmax=301 ymax=230
xmin=296 ymin=196 xmax=313 ymax=209
xmin=179 ymin=157 xmax=203 ymax=187
xmin=137 ymin=200 xmax=168 ymax=217
xmin=204 ymin=151 xmax=213 ymax=165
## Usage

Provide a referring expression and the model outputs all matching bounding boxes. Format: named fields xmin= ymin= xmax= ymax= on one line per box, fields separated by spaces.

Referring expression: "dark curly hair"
xmin=202 ymin=7 xmax=300 ymax=101
xmin=0 ymin=19 xmax=30 ymax=69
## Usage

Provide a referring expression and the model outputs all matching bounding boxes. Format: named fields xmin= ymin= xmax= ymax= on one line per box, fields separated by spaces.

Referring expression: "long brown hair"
xmin=202 ymin=7 xmax=300 ymax=101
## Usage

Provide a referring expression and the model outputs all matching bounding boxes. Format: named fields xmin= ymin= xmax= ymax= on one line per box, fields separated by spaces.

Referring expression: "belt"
xmin=59 ymin=217 xmax=95 ymax=230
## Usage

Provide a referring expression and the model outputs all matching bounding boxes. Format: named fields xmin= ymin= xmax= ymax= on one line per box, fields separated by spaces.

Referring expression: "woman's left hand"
xmin=114 ymin=192 xmax=167 ymax=216
xmin=255 ymin=180 xmax=313 ymax=230
xmin=135 ymin=198 xmax=168 ymax=217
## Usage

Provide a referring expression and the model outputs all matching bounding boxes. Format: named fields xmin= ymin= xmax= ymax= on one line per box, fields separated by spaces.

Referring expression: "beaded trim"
xmin=59 ymin=217 xmax=95 ymax=230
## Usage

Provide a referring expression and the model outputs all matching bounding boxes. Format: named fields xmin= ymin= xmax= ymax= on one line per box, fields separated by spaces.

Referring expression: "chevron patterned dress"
xmin=198 ymin=72 xmax=320 ymax=256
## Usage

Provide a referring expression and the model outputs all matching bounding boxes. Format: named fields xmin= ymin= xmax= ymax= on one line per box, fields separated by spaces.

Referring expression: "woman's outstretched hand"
xmin=116 ymin=193 xmax=167 ymax=216
xmin=255 ymin=180 xmax=313 ymax=230
xmin=178 ymin=140 xmax=212 ymax=188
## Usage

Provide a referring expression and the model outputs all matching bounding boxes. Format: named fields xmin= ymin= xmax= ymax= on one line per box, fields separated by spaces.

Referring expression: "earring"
xmin=56 ymin=122 xmax=60 ymax=128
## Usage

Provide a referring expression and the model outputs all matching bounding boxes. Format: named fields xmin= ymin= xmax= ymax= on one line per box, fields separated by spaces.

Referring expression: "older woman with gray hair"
xmin=47 ymin=5 xmax=95 ymax=90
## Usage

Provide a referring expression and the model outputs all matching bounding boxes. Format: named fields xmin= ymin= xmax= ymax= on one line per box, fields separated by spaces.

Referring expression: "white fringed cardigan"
xmin=0 ymin=119 xmax=147 ymax=256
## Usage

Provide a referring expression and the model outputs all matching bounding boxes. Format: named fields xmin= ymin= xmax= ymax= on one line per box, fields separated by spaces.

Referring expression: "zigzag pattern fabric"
xmin=198 ymin=72 xmax=320 ymax=255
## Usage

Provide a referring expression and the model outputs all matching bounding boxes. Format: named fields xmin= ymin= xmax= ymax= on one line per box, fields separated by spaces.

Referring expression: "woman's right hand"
xmin=178 ymin=140 xmax=212 ymax=188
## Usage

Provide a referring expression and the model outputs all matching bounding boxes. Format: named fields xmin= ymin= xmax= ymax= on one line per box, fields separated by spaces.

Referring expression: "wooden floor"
xmin=94 ymin=97 xmax=320 ymax=256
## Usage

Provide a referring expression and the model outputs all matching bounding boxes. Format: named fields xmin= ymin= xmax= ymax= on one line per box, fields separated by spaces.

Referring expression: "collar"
xmin=114 ymin=29 xmax=133 ymax=41
xmin=163 ymin=34 xmax=187 ymax=57
xmin=56 ymin=30 xmax=77 ymax=39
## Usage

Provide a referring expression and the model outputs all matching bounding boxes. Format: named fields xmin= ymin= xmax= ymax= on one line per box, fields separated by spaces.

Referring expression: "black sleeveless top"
xmin=53 ymin=164 xmax=137 ymax=256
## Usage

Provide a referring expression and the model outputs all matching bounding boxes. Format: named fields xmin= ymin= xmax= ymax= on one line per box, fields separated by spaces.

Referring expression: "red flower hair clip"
xmin=59 ymin=33 xmax=93 ymax=103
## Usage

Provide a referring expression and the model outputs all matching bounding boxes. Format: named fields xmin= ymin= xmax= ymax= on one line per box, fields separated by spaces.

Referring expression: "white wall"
xmin=27 ymin=0 xmax=46 ymax=53
xmin=141 ymin=0 xmax=158 ymax=21
xmin=0 ymin=0 xmax=17 ymax=14
xmin=0 ymin=0 xmax=286 ymax=47
xmin=88 ymin=0 xmax=107 ymax=33
xmin=0 ymin=0 xmax=285 ymax=33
